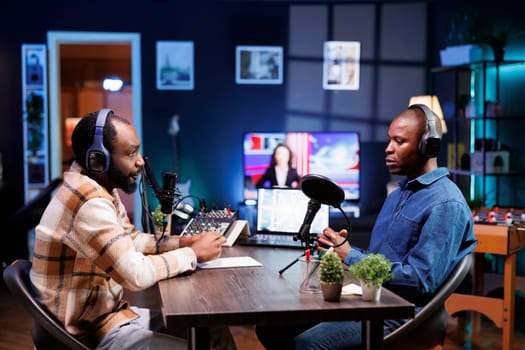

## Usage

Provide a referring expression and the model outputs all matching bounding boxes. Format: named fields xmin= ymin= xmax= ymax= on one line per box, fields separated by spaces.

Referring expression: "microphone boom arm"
xmin=143 ymin=156 xmax=162 ymax=195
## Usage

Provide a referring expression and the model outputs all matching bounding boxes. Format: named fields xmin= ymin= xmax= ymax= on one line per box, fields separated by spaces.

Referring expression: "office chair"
xmin=383 ymin=253 xmax=473 ymax=350
xmin=3 ymin=259 xmax=90 ymax=350
xmin=1 ymin=178 xmax=62 ymax=267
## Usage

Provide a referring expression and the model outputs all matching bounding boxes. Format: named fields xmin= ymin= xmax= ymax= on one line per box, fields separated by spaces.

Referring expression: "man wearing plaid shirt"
xmin=30 ymin=109 xmax=236 ymax=349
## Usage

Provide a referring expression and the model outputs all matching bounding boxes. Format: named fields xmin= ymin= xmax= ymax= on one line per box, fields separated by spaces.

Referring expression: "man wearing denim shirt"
xmin=256 ymin=104 xmax=477 ymax=349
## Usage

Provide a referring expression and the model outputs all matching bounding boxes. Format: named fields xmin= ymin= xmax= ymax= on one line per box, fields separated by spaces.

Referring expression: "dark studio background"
xmin=1 ymin=0 xmax=525 ymax=242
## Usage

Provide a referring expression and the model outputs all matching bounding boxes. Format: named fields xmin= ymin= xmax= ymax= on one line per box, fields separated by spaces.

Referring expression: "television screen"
xmin=243 ymin=131 xmax=360 ymax=202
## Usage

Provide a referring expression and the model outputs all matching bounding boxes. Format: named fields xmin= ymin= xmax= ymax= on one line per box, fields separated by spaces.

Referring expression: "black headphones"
xmin=409 ymin=103 xmax=442 ymax=158
xmin=86 ymin=108 xmax=113 ymax=173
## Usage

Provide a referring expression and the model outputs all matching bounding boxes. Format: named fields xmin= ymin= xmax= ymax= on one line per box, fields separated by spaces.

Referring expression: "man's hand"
xmin=179 ymin=232 xmax=204 ymax=248
xmin=317 ymin=227 xmax=350 ymax=261
xmin=188 ymin=231 xmax=226 ymax=262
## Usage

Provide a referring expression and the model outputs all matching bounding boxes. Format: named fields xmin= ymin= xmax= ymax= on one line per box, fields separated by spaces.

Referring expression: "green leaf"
xmin=318 ymin=251 xmax=344 ymax=283
xmin=348 ymin=253 xmax=394 ymax=288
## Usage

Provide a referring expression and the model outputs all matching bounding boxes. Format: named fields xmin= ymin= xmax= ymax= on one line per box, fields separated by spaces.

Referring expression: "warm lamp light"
xmin=102 ymin=77 xmax=124 ymax=92
xmin=408 ymin=95 xmax=447 ymax=134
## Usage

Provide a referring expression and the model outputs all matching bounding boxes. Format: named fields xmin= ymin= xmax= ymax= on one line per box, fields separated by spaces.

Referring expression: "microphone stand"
xmin=278 ymin=251 xmax=305 ymax=276
xmin=278 ymin=223 xmax=313 ymax=275
xmin=141 ymin=156 xmax=181 ymax=237
xmin=279 ymin=174 xmax=351 ymax=275
xmin=140 ymin=170 xmax=155 ymax=234
xmin=279 ymin=205 xmax=353 ymax=275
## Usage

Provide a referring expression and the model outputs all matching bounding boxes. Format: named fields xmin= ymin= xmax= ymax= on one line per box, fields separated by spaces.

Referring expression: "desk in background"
xmin=158 ymin=246 xmax=414 ymax=350
xmin=446 ymin=222 xmax=525 ymax=350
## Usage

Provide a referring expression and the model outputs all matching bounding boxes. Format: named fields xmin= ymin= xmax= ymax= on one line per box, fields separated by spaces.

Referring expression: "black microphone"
xmin=160 ymin=172 xmax=177 ymax=215
xmin=300 ymin=174 xmax=345 ymax=207
xmin=300 ymin=174 xmax=351 ymax=250
xmin=297 ymin=174 xmax=345 ymax=245
xmin=296 ymin=198 xmax=321 ymax=242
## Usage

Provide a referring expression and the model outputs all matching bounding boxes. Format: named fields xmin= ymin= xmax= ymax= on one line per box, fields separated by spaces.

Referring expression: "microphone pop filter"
xmin=300 ymin=174 xmax=345 ymax=207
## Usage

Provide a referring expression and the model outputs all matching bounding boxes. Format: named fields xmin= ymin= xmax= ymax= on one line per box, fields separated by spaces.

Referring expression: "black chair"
xmin=1 ymin=178 xmax=62 ymax=267
xmin=383 ymin=253 xmax=473 ymax=350
xmin=3 ymin=259 xmax=90 ymax=350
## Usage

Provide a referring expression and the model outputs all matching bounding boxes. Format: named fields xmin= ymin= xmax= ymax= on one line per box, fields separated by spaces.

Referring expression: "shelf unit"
xmin=432 ymin=60 xmax=525 ymax=208
xmin=21 ymin=44 xmax=50 ymax=203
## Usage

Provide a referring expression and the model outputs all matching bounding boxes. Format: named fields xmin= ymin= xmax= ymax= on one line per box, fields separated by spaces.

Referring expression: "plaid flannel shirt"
xmin=30 ymin=162 xmax=196 ymax=346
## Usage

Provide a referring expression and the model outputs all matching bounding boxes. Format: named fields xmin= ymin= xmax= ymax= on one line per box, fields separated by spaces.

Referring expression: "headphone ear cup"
xmin=410 ymin=104 xmax=441 ymax=158
xmin=87 ymin=151 xmax=108 ymax=173
xmin=422 ymin=137 xmax=441 ymax=158
xmin=86 ymin=109 xmax=112 ymax=173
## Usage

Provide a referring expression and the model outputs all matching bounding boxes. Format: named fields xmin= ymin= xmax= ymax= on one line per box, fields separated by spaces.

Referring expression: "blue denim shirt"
xmin=344 ymin=167 xmax=477 ymax=305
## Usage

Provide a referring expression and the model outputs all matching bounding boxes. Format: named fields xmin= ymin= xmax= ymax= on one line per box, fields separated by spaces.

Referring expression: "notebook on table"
xmin=239 ymin=187 xmax=330 ymax=248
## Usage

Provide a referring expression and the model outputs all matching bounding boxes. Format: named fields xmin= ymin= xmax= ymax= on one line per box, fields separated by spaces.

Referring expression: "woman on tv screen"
xmin=256 ymin=143 xmax=301 ymax=188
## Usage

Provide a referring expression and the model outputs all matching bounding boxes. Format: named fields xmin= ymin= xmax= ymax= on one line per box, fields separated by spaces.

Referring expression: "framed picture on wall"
xmin=156 ymin=41 xmax=194 ymax=90
xmin=236 ymin=45 xmax=283 ymax=84
xmin=323 ymin=41 xmax=361 ymax=90
xmin=23 ymin=47 xmax=45 ymax=87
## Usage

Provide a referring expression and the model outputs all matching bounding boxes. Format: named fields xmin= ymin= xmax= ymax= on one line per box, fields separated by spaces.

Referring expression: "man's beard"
xmin=107 ymin=164 xmax=138 ymax=194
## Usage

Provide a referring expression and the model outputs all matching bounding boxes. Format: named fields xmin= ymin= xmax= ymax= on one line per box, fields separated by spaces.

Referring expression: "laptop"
xmin=239 ymin=188 xmax=330 ymax=248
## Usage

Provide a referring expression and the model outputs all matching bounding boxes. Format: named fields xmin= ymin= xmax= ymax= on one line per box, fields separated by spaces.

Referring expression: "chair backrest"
xmin=383 ymin=253 xmax=473 ymax=350
xmin=2 ymin=259 xmax=90 ymax=350
xmin=9 ymin=178 xmax=62 ymax=230
xmin=2 ymin=178 xmax=62 ymax=266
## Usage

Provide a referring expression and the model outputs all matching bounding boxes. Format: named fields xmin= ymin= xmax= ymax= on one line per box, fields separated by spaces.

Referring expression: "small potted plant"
xmin=318 ymin=250 xmax=345 ymax=302
xmin=152 ymin=204 xmax=166 ymax=235
xmin=348 ymin=253 xmax=393 ymax=302
xmin=480 ymin=23 xmax=524 ymax=62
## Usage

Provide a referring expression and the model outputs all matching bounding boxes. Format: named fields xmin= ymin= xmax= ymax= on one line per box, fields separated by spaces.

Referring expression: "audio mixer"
xmin=181 ymin=209 xmax=238 ymax=236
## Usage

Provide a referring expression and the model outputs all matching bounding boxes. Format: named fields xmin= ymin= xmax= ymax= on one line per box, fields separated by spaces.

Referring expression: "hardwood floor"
xmin=1 ymin=277 xmax=523 ymax=350
xmin=0 ymin=278 xmax=34 ymax=350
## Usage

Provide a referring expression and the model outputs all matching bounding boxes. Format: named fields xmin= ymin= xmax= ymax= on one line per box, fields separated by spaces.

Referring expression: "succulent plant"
xmin=318 ymin=251 xmax=344 ymax=284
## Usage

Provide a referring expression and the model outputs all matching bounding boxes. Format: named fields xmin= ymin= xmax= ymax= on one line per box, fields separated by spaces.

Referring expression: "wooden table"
xmin=158 ymin=246 xmax=414 ymax=350
xmin=445 ymin=222 xmax=525 ymax=350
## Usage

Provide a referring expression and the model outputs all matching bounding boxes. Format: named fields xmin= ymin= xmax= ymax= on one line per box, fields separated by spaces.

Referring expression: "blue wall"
xmin=2 ymin=0 xmax=524 ymax=214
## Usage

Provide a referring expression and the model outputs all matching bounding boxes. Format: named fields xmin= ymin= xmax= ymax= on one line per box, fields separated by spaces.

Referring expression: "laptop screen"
xmin=256 ymin=188 xmax=330 ymax=235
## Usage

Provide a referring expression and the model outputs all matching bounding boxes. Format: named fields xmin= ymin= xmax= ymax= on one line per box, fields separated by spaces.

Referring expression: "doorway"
xmin=47 ymin=31 xmax=142 ymax=227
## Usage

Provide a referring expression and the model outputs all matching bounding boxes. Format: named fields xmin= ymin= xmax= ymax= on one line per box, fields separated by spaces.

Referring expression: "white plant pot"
xmin=360 ymin=282 xmax=381 ymax=302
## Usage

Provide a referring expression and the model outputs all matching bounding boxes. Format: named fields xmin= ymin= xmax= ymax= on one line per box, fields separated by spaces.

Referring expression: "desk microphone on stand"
xmin=279 ymin=174 xmax=348 ymax=275
xmin=160 ymin=172 xmax=178 ymax=215
xmin=295 ymin=198 xmax=321 ymax=250
xmin=142 ymin=156 xmax=179 ymax=236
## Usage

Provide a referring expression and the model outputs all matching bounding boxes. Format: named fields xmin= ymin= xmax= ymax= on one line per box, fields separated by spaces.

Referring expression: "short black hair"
xmin=71 ymin=110 xmax=131 ymax=168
